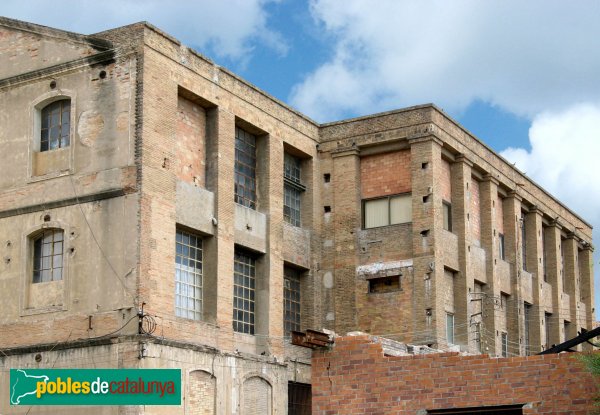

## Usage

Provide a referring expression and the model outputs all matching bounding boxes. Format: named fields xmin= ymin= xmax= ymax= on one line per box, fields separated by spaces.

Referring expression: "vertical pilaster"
xmin=450 ymin=155 xmax=472 ymax=351
xmin=205 ymin=107 xmax=236 ymax=350
xmin=525 ymin=206 xmax=544 ymax=354
xmin=545 ymin=221 xmax=564 ymax=347
xmin=579 ymin=246 xmax=595 ymax=331
xmin=480 ymin=174 xmax=499 ymax=355
xmin=331 ymin=147 xmax=361 ymax=334
xmin=503 ymin=191 xmax=524 ymax=356
xmin=409 ymin=135 xmax=444 ymax=346
xmin=563 ymin=235 xmax=579 ymax=347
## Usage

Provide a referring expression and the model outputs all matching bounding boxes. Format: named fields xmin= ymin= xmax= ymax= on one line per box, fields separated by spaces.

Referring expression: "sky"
xmin=2 ymin=0 xmax=600 ymax=313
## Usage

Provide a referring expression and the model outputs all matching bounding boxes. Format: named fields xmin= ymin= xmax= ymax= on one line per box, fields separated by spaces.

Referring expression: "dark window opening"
xmin=368 ymin=276 xmax=400 ymax=293
xmin=288 ymin=382 xmax=311 ymax=415
xmin=284 ymin=267 xmax=302 ymax=335
xmin=443 ymin=201 xmax=452 ymax=232
xmin=428 ymin=404 xmax=523 ymax=414
xmin=498 ymin=233 xmax=506 ymax=260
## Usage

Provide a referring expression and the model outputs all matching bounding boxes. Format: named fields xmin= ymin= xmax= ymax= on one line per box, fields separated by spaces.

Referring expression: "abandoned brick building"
xmin=0 ymin=16 xmax=595 ymax=414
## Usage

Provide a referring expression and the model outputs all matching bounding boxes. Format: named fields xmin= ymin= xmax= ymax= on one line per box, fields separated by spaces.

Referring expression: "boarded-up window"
xmin=188 ymin=370 xmax=215 ymax=415
xmin=243 ymin=377 xmax=272 ymax=415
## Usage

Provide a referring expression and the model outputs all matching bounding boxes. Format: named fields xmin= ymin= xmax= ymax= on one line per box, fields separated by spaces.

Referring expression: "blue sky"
xmin=2 ymin=0 xmax=600 ymax=313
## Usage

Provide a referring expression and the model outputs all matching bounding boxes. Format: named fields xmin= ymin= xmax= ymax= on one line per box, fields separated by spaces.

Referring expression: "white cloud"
xmin=290 ymin=0 xmax=600 ymax=122
xmin=501 ymin=104 xmax=600 ymax=307
xmin=0 ymin=0 xmax=287 ymax=60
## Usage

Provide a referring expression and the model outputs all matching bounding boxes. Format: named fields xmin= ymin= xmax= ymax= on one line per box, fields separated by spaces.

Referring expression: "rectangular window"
xmin=446 ymin=313 xmax=454 ymax=345
xmin=524 ymin=303 xmax=531 ymax=355
xmin=545 ymin=312 xmax=552 ymax=349
xmin=284 ymin=267 xmax=302 ymax=336
xmin=521 ymin=212 xmax=527 ymax=271
xmin=284 ymin=153 xmax=305 ymax=227
xmin=443 ymin=201 xmax=452 ymax=232
xmin=175 ymin=229 xmax=203 ymax=320
xmin=233 ymin=250 xmax=256 ymax=334
xmin=235 ymin=127 xmax=257 ymax=209
xmin=560 ymin=238 xmax=566 ymax=289
xmin=368 ymin=276 xmax=400 ymax=293
xmin=498 ymin=233 xmax=505 ymax=260
xmin=501 ymin=332 xmax=508 ymax=357
xmin=542 ymin=226 xmax=548 ymax=281
xmin=364 ymin=194 xmax=411 ymax=228
xmin=33 ymin=229 xmax=64 ymax=283
xmin=288 ymin=382 xmax=312 ymax=415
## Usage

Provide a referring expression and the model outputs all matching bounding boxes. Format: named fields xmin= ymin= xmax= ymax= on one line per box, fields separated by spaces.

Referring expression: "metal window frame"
xmin=234 ymin=127 xmax=257 ymax=209
xmin=32 ymin=229 xmax=64 ymax=283
xmin=284 ymin=267 xmax=302 ymax=336
xmin=175 ymin=229 xmax=203 ymax=321
xmin=233 ymin=250 xmax=256 ymax=334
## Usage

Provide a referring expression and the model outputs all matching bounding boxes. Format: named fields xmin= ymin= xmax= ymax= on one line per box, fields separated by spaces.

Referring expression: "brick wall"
xmin=312 ymin=335 xmax=598 ymax=414
xmin=360 ymin=150 xmax=411 ymax=199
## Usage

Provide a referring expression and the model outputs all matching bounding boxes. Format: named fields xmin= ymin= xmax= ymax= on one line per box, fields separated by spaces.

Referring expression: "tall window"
xmin=32 ymin=229 xmax=64 ymax=283
xmin=446 ymin=313 xmax=454 ymax=344
xmin=363 ymin=194 xmax=411 ymax=228
xmin=288 ymin=382 xmax=311 ymax=415
xmin=233 ymin=250 xmax=256 ymax=334
xmin=175 ymin=229 xmax=203 ymax=320
xmin=442 ymin=201 xmax=452 ymax=232
xmin=498 ymin=233 xmax=506 ymax=260
xmin=284 ymin=153 xmax=305 ymax=227
xmin=40 ymin=99 xmax=70 ymax=151
xmin=235 ymin=127 xmax=257 ymax=209
xmin=501 ymin=332 xmax=508 ymax=357
xmin=284 ymin=267 xmax=302 ymax=335
xmin=524 ymin=303 xmax=531 ymax=355
xmin=545 ymin=312 xmax=552 ymax=349
xmin=521 ymin=212 xmax=527 ymax=271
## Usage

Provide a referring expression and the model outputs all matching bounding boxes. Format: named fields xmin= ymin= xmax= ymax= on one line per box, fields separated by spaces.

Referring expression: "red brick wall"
xmin=176 ymin=95 xmax=206 ymax=186
xmin=361 ymin=150 xmax=411 ymax=199
xmin=312 ymin=335 xmax=598 ymax=414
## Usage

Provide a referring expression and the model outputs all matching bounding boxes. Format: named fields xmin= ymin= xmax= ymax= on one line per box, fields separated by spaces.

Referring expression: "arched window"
xmin=40 ymin=99 xmax=70 ymax=151
xmin=32 ymin=229 xmax=64 ymax=283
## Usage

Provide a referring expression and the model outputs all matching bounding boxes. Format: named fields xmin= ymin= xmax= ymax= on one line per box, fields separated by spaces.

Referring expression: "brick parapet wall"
xmin=312 ymin=335 xmax=599 ymax=414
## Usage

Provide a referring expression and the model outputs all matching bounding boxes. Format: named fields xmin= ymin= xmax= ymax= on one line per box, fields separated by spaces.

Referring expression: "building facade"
xmin=0 ymin=17 xmax=595 ymax=414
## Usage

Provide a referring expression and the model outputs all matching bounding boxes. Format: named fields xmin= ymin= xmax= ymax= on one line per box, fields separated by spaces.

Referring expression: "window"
xmin=363 ymin=194 xmax=411 ymax=228
xmin=284 ymin=153 xmax=305 ymax=227
xmin=521 ymin=212 xmax=527 ymax=271
xmin=498 ymin=233 xmax=505 ymax=260
xmin=501 ymin=332 xmax=508 ymax=357
xmin=446 ymin=313 xmax=454 ymax=345
xmin=40 ymin=99 xmax=70 ymax=151
xmin=428 ymin=405 xmax=523 ymax=414
xmin=32 ymin=229 xmax=64 ymax=283
xmin=233 ymin=250 xmax=256 ymax=334
xmin=542 ymin=226 xmax=548 ymax=281
xmin=545 ymin=312 xmax=552 ymax=349
xmin=288 ymin=382 xmax=311 ymax=415
xmin=175 ymin=229 xmax=203 ymax=320
xmin=524 ymin=303 xmax=531 ymax=355
xmin=368 ymin=276 xmax=400 ymax=293
xmin=284 ymin=267 xmax=302 ymax=336
xmin=442 ymin=201 xmax=452 ymax=232
xmin=234 ymin=127 xmax=257 ymax=209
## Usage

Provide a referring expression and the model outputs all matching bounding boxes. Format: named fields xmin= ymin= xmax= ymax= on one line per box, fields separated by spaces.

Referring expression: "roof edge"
xmin=0 ymin=16 xmax=112 ymax=50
